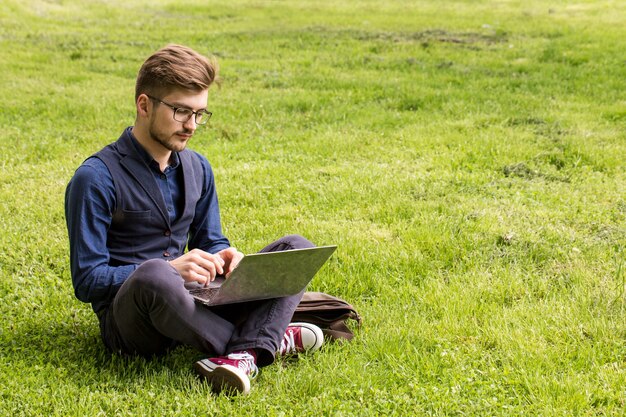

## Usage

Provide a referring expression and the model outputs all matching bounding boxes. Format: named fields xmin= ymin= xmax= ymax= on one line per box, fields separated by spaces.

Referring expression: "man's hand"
xmin=168 ymin=248 xmax=225 ymax=286
xmin=216 ymin=247 xmax=244 ymax=278
xmin=168 ymin=247 xmax=244 ymax=286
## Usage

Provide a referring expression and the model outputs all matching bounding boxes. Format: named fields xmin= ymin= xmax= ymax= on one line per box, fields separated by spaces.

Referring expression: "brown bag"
xmin=292 ymin=292 xmax=361 ymax=341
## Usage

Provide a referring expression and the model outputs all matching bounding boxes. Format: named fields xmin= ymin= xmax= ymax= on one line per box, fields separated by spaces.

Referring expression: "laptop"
xmin=187 ymin=245 xmax=337 ymax=306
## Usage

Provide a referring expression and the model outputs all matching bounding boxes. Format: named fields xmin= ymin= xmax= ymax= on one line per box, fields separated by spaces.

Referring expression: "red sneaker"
xmin=278 ymin=322 xmax=324 ymax=356
xmin=194 ymin=352 xmax=258 ymax=395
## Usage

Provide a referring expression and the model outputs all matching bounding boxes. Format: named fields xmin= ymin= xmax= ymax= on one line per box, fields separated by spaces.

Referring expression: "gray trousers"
xmin=99 ymin=234 xmax=313 ymax=366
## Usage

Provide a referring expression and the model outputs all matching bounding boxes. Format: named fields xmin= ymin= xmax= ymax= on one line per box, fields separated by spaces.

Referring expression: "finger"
xmin=214 ymin=255 xmax=225 ymax=275
xmin=195 ymin=249 xmax=226 ymax=266
xmin=227 ymin=252 xmax=244 ymax=274
xmin=217 ymin=247 xmax=239 ymax=261
xmin=186 ymin=270 xmax=210 ymax=286
xmin=217 ymin=247 xmax=238 ymax=270
xmin=199 ymin=252 xmax=226 ymax=276
xmin=188 ymin=262 xmax=215 ymax=286
xmin=189 ymin=253 xmax=222 ymax=278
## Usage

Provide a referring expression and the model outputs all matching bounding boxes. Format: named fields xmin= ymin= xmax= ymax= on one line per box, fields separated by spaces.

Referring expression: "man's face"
xmin=147 ymin=88 xmax=209 ymax=153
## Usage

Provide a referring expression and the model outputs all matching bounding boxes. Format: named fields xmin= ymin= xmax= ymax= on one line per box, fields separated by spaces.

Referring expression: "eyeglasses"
xmin=146 ymin=95 xmax=212 ymax=125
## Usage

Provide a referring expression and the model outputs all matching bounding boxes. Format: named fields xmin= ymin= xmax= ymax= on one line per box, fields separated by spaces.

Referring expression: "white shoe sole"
xmin=289 ymin=322 xmax=324 ymax=352
xmin=194 ymin=360 xmax=251 ymax=395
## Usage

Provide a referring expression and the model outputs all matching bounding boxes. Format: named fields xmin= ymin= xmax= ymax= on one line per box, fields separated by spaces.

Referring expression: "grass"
xmin=1 ymin=0 xmax=625 ymax=415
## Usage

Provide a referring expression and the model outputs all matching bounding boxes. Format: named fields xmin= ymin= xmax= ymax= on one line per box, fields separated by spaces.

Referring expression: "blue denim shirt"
xmin=65 ymin=128 xmax=230 ymax=312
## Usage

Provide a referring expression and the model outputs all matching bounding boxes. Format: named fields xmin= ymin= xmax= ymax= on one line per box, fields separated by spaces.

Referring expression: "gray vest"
xmin=94 ymin=130 xmax=203 ymax=265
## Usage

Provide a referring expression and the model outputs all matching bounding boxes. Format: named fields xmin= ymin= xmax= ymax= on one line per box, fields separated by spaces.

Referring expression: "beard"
xmin=147 ymin=116 xmax=192 ymax=153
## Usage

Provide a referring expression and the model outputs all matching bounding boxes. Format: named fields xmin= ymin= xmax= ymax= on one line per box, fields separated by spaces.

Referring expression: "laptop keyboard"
xmin=189 ymin=287 xmax=220 ymax=301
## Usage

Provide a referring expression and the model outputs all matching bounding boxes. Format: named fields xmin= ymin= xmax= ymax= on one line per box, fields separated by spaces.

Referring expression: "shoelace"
xmin=227 ymin=352 xmax=259 ymax=379
xmin=279 ymin=328 xmax=297 ymax=355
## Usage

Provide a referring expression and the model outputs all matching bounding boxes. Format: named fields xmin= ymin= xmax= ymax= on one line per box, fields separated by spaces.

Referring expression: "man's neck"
xmin=131 ymin=126 xmax=171 ymax=172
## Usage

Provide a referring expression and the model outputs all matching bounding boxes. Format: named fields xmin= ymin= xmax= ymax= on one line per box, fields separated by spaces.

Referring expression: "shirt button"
xmin=160 ymin=174 xmax=166 ymax=180
xmin=164 ymin=230 xmax=171 ymax=237
xmin=163 ymin=251 xmax=171 ymax=257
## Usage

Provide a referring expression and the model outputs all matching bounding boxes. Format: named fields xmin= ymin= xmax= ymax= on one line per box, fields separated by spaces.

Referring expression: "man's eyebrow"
xmin=172 ymin=102 xmax=208 ymax=112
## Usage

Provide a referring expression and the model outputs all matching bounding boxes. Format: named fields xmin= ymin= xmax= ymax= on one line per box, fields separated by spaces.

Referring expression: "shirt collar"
xmin=127 ymin=127 xmax=181 ymax=171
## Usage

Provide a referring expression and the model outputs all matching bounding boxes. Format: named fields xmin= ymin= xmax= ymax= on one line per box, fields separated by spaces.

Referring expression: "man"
xmin=65 ymin=44 xmax=324 ymax=395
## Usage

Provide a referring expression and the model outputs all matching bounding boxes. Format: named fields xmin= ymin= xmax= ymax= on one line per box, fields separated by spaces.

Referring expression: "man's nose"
xmin=183 ymin=116 xmax=197 ymax=131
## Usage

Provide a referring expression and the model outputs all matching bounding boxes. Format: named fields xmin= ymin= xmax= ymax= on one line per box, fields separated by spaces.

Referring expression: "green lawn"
xmin=1 ymin=0 xmax=625 ymax=415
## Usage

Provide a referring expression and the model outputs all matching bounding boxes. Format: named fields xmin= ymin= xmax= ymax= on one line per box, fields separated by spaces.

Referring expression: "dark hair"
xmin=135 ymin=44 xmax=219 ymax=100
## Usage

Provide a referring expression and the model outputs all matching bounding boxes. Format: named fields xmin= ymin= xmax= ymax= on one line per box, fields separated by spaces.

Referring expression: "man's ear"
xmin=136 ymin=94 xmax=151 ymax=117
